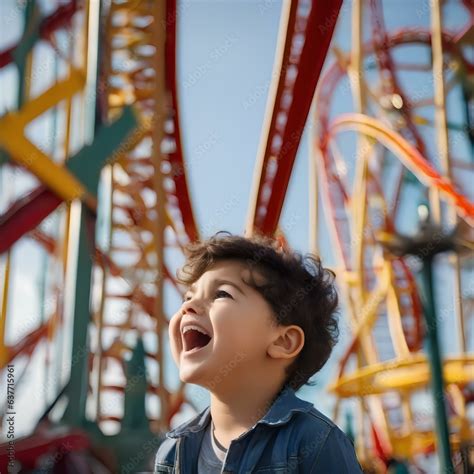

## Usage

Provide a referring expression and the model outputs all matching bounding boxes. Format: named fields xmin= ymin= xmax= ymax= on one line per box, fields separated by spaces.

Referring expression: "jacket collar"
xmin=258 ymin=386 xmax=313 ymax=426
xmin=167 ymin=387 xmax=313 ymax=439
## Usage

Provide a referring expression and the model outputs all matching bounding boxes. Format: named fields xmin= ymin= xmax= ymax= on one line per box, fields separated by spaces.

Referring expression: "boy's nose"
xmin=181 ymin=297 xmax=205 ymax=316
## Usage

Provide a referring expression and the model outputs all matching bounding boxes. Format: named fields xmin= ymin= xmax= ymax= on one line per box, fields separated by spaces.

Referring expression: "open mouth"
xmin=182 ymin=325 xmax=212 ymax=353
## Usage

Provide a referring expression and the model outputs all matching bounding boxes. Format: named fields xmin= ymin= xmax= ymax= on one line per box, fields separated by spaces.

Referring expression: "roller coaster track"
xmin=246 ymin=0 xmax=343 ymax=235
xmin=314 ymin=9 xmax=474 ymax=465
xmin=92 ymin=0 xmax=198 ymax=433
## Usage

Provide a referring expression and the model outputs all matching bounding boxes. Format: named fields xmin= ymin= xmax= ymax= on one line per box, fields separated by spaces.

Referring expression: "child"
xmin=155 ymin=233 xmax=362 ymax=473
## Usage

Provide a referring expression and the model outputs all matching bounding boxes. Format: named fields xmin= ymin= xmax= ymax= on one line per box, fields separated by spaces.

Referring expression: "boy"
xmin=155 ymin=233 xmax=362 ymax=473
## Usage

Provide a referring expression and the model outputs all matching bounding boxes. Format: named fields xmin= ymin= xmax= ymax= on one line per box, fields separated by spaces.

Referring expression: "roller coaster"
xmin=0 ymin=0 xmax=473 ymax=472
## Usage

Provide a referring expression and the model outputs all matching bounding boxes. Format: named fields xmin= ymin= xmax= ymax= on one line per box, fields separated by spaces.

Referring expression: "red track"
xmin=248 ymin=0 xmax=343 ymax=235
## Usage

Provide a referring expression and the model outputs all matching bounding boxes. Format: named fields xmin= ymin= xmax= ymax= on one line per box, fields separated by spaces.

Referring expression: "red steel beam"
xmin=0 ymin=1 xmax=78 ymax=69
xmin=248 ymin=0 xmax=342 ymax=236
xmin=0 ymin=429 xmax=90 ymax=470
xmin=369 ymin=0 xmax=427 ymax=156
xmin=0 ymin=1 xmax=79 ymax=252
xmin=0 ymin=186 xmax=61 ymax=254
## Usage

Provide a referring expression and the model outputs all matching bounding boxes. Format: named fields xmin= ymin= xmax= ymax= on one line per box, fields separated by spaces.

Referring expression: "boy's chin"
xmin=179 ymin=365 xmax=222 ymax=391
xmin=178 ymin=365 xmax=207 ymax=385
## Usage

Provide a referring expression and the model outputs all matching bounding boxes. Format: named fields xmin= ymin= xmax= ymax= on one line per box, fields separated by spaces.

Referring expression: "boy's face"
xmin=169 ymin=259 xmax=279 ymax=390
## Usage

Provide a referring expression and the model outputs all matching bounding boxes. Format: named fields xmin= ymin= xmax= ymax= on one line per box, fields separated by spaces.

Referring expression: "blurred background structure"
xmin=0 ymin=0 xmax=473 ymax=472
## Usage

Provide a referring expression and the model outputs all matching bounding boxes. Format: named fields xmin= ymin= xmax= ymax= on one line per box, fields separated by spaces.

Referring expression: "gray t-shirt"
xmin=198 ymin=422 xmax=227 ymax=473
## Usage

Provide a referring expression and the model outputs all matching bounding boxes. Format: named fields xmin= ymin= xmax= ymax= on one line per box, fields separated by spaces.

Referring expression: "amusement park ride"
xmin=0 ymin=0 xmax=473 ymax=472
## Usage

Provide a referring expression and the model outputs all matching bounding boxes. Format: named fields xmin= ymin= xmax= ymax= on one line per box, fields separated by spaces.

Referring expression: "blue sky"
xmin=177 ymin=1 xmax=296 ymax=238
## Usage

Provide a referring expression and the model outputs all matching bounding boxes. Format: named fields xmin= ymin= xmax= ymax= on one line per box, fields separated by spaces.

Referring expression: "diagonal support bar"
xmin=0 ymin=107 xmax=139 ymax=253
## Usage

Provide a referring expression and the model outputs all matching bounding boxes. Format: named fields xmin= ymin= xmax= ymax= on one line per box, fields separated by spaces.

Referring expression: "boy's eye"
xmin=215 ymin=289 xmax=233 ymax=299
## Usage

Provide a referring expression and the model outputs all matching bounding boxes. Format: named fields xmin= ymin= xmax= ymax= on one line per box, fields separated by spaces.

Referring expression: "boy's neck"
xmin=209 ymin=378 xmax=283 ymax=449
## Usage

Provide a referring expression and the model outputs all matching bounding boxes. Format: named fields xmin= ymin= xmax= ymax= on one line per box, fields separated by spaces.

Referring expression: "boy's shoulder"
xmin=287 ymin=404 xmax=347 ymax=446
xmin=304 ymin=404 xmax=339 ymax=428
xmin=301 ymin=404 xmax=345 ymax=435
xmin=293 ymin=406 xmax=362 ymax=472
xmin=261 ymin=387 xmax=339 ymax=440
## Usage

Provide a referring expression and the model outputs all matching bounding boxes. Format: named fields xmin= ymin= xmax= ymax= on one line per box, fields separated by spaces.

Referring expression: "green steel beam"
xmin=121 ymin=338 xmax=149 ymax=431
xmin=61 ymin=204 xmax=95 ymax=427
xmin=420 ymin=257 xmax=454 ymax=474
xmin=16 ymin=1 xmax=40 ymax=108
xmin=377 ymin=216 xmax=458 ymax=473
xmin=60 ymin=107 xmax=138 ymax=427
xmin=66 ymin=106 xmax=139 ymax=196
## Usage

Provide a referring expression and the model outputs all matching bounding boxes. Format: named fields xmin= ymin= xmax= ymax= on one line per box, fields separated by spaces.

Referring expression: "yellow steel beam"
xmin=0 ymin=127 xmax=95 ymax=208
xmin=431 ymin=0 xmax=466 ymax=355
xmin=389 ymin=429 xmax=466 ymax=459
xmin=390 ymin=431 xmax=436 ymax=459
xmin=348 ymin=261 xmax=389 ymax=338
xmin=330 ymin=354 xmax=474 ymax=397
xmin=4 ymin=70 xmax=85 ymax=129
xmin=386 ymin=263 xmax=411 ymax=358
xmin=0 ymin=252 xmax=11 ymax=368
xmin=0 ymin=68 xmax=94 ymax=206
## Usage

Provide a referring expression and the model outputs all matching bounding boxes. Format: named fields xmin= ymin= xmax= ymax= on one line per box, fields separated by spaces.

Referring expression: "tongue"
xmin=185 ymin=330 xmax=211 ymax=351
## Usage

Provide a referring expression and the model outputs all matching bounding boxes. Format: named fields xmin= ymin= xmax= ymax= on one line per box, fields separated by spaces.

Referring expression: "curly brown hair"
xmin=177 ymin=232 xmax=339 ymax=391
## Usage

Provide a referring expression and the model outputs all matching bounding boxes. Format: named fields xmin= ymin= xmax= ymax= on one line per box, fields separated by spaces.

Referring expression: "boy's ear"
xmin=267 ymin=325 xmax=304 ymax=360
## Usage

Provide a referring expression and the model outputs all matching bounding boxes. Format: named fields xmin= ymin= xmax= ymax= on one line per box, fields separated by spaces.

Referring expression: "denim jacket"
xmin=154 ymin=388 xmax=363 ymax=473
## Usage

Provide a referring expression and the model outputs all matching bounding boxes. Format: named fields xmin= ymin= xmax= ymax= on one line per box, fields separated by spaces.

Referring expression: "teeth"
xmin=181 ymin=324 xmax=210 ymax=336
